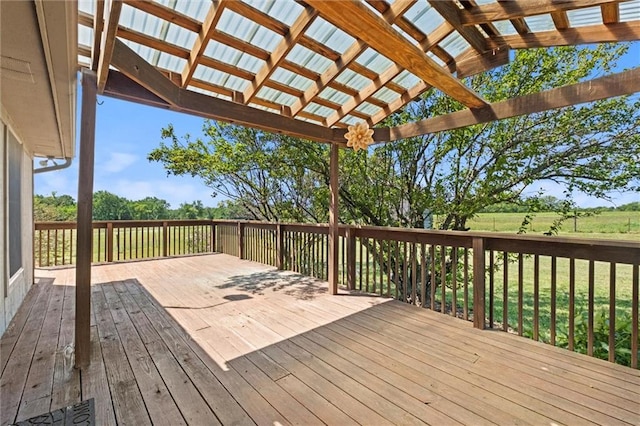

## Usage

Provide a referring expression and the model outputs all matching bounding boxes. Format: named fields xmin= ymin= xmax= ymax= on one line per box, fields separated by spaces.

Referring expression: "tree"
xmin=131 ymin=196 xmax=170 ymax=220
xmin=92 ymin=190 xmax=132 ymax=220
xmin=34 ymin=193 xmax=76 ymax=221
xmin=149 ymin=45 xmax=640 ymax=231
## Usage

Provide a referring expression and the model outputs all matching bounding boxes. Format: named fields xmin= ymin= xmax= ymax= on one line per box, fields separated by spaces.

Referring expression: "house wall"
xmin=1 ymin=117 xmax=34 ymax=335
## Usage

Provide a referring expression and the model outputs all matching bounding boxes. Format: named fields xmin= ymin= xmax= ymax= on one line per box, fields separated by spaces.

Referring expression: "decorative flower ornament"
xmin=344 ymin=121 xmax=374 ymax=151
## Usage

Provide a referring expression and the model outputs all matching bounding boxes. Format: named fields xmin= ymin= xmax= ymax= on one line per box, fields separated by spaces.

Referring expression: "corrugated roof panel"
xmin=194 ymin=66 xmax=249 ymax=92
xmin=250 ymin=103 xmax=279 ymax=114
xmin=356 ymin=48 xmax=394 ymax=74
xmin=567 ymin=6 xmax=604 ymax=27
xmin=355 ymin=102 xmax=380 ymax=116
xmin=204 ymin=40 xmax=264 ymax=74
xmin=78 ymin=54 xmax=91 ymax=68
xmin=393 ymin=70 xmax=420 ymax=90
xmin=78 ymin=25 xmax=93 ymax=47
xmin=156 ymin=52 xmax=186 ymax=73
xmin=258 ymin=86 xmax=297 ymax=106
xmin=305 ymin=18 xmax=355 ymax=54
xmin=121 ymin=39 xmax=156 ymax=64
xmin=218 ymin=9 xmax=282 ymax=51
xmin=244 ymin=0 xmax=305 ymax=26
xmin=341 ymin=115 xmax=360 ymax=126
xmin=440 ymin=32 xmax=472 ymax=58
xmin=165 ymin=21 xmax=197 ymax=50
xmin=411 ymin=4 xmax=445 ymax=32
xmin=620 ymin=0 xmax=640 ymax=22
xmin=303 ymin=102 xmax=333 ymax=118
xmin=271 ymin=67 xmax=313 ymax=92
xmin=373 ymin=87 xmax=400 ymax=104
xmin=335 ymin=68 xmax=371 ymax=91
xmin=120 ymin=4 xmax=162 ymax=38
xmin=286 ymin=44 xmax=333 ymax=74
xmin=491 ymin=20 xmax=518 ymax=36
xmin=160 ymin=0 xmax=208 ymax=22
xmin=426 ymin=51 xmax=446 ymax=68
xmin=523 ymin=14 xmax=555 ymax=31
xmin=318 ymin=87 xmax=350 ymax=105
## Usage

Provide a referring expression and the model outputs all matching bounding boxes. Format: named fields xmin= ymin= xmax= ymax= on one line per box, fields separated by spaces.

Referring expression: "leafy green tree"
xmin=149 ymin=45 xmax=639 ymax=230
xmin=131 ymin=196 xmax=170 ymax=220
xmin=92 ymin=190 xmax=132 ymax=220
xmin=34 ymin=193 xmax=76 ymax=221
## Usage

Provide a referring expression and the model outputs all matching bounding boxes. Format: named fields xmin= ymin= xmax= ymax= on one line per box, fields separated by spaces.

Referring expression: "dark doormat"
xmin=11 ymin=398 xmax=94 ymax=425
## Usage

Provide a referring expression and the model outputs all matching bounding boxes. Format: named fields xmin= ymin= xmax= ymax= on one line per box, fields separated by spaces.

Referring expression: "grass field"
xmin=463 ymin=211 xmax=640 ymax=238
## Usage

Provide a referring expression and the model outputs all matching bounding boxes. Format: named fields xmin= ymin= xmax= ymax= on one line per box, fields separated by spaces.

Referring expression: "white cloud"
xmin=100 ymin=152 xmax=137 ymax=173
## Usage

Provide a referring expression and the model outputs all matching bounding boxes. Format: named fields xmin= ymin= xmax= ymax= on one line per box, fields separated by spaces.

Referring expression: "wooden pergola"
xmin=75 ymin=0 xmax=640 ymax=367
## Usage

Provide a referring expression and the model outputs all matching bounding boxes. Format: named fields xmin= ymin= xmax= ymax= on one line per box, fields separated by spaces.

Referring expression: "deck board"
xmin=1 ymin=254 xmax=638 ymax=425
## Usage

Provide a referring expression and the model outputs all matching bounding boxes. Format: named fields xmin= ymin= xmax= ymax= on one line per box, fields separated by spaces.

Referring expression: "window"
xmin=7 ymin=128 xmax=22 ymax=277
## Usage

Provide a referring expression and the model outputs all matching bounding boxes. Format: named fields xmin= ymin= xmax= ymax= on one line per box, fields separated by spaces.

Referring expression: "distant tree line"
xmin=479 ymin=196 xmax=640 ymax=213
xmin=34 ymin=191 xmax=252 ymax=221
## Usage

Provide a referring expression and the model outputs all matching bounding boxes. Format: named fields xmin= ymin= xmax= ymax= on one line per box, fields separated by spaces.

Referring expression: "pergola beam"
xmin=460 ymin=0 xmax=626 ymax=25
xmin=96 ymin=0 xmax=122 ymax=92
xmin=428 ymin=0 xmax=487 ymax=52
xmin=310 ymin=0 xmax=487 ymax=109
xmin=492 ymin=21 xmax=640 ymax=49
xmin=362 ymin=67 xmax=640 ymax=142
xmin=243 ymin=5 xmax=318 ymax=105
xmin=107 ymin=42 xmax=340 ymax=143
xmin=181 ymin=0 xmax=226 ymax=88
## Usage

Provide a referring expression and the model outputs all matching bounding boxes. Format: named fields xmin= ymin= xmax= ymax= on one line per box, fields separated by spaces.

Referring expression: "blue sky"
xmin=35 ymin=43 xmax=640 ymax=209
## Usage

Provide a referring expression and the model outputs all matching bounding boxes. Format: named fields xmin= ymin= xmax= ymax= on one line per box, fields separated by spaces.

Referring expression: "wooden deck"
xmin=1 ymin=254 xmax=638 ymax=425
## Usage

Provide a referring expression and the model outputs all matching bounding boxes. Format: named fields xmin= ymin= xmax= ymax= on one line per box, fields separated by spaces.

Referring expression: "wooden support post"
xmin=472 ymin=237 xmax=486 ymax=329
xmin=328 ymin=143 xmax=339 ymax=294
xmin=75 ymin=70 xmax=98 ymax=369
xmin=238 ymin=222 xmax=245 ymax=259
xmin=276 ymin=224 xmax=284 ymax=270
xmin=346 ymin=226 xmax=356 ymax=290
xmin=106 ymin=222 xmax=113 ymax=262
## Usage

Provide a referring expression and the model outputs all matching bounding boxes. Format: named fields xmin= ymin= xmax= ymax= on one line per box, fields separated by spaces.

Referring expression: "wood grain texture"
xmin=3 ymin=255 xmax=638 ymax=425
xmin=96 ymin=0 xmax=122 ymax=92
xmin=460 ymin=0 xmax=626 ymax=25
xmin=310 ymin=0 xmax=487 ymax=109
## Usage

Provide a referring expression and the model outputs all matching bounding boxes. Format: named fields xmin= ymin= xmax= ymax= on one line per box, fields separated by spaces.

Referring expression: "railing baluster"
xmin=395 ymin=241 xmax=400 ymax=300
xmin=463 ymin=248 xmax=469 ymax=320
xmin=551 ymin=256 xmax=557 ymax=345
xmin=569 ymin=258 xmax=575 ymax=351
xmin=430 ymin=244 xmax=436 ymax=311
xmin=489 ymin=250 xmax=494 ymax=328
xmin=441 ymin=246 xmax=446 ymax=314
xmin=632 ymin=264 xmax=638 ymax=369
xmin=588 ymin=260 xmax=595 ymax=356
xmin=387 ymin=241 xmax=392 ymax=298
xmin=518 ymin=253 xmax=523 ymax=336
xmin=503 ymin=251 xmax=508 ymax=331
xmin=533 ymin=254 xmax=540 ymax=341
xmin=472 ymin=237 xmax=486 ymax=329
xmin=609 ymin=262 xmax=616 ymax=363
xmin=451 ymin=247 xmax=457 ymax=317
xmin=411 ymin=243 xmax=417 ymax=305
xmin=421 ymin=243 xmax=426 ymax=308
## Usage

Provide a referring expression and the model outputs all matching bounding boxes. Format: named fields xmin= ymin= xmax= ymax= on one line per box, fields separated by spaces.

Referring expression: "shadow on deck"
xmin=1 ymin=254 xmax=638 ymax=425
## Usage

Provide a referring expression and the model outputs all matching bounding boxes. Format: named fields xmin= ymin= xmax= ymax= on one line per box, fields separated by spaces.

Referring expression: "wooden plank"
xmin=428 ymin=0 xmax=487 ymax=52
xmin=91 ymin=0 xmax=105 ymax=71
xmin=81 ymin=324 xmax=117 ymax=426
xmin=493 ymin=21 xmax=640 ymax=48
xmin=96 ymin=0 xmax=122 ymax=92
xmin=310 ymin=1 xmax=487 ymax=109
xmin=92 ymin=286 xmax=151 ymax=425
xmin=0 ymin=280 xmax=43 ymax=374
xmin=101 ymin=284 xmax=189 ymax=425
xmin=472 ymin=237 xmax=486 ymax=329
xmin=601 ymin=2 xmax=620 ymax=24
xmin=50 ymin=284 xmax=81 ymax=411
xmin=75 ymin=69 xmax=98 ymax=369
xmin=17 ymin=284 xmax=65 ymax=420
xmin=551 ymin=11 xmax=571 ymax=29
xmin=181 ymin=1 xmax=226 ymax=88
xmin=121 ymin=280 xmax=258 ymax=426
xmin=0 ymin=282 xmax=53 ymax=426
xmin=243 ymin=5 xmax=318 ymax=104
xmin=460 ymin=0 xmax=626 ymax=25
xmin=373 ymin=67 xmax=640 ymax=141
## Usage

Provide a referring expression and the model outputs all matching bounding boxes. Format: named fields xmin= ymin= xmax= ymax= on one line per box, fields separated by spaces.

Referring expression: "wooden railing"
xmin=35 ymin=220 xmax=639 ymax=368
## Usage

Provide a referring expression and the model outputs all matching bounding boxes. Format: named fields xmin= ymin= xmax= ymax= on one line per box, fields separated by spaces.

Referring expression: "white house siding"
xmin=1 ymin=118 xmax=34 ymax=335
